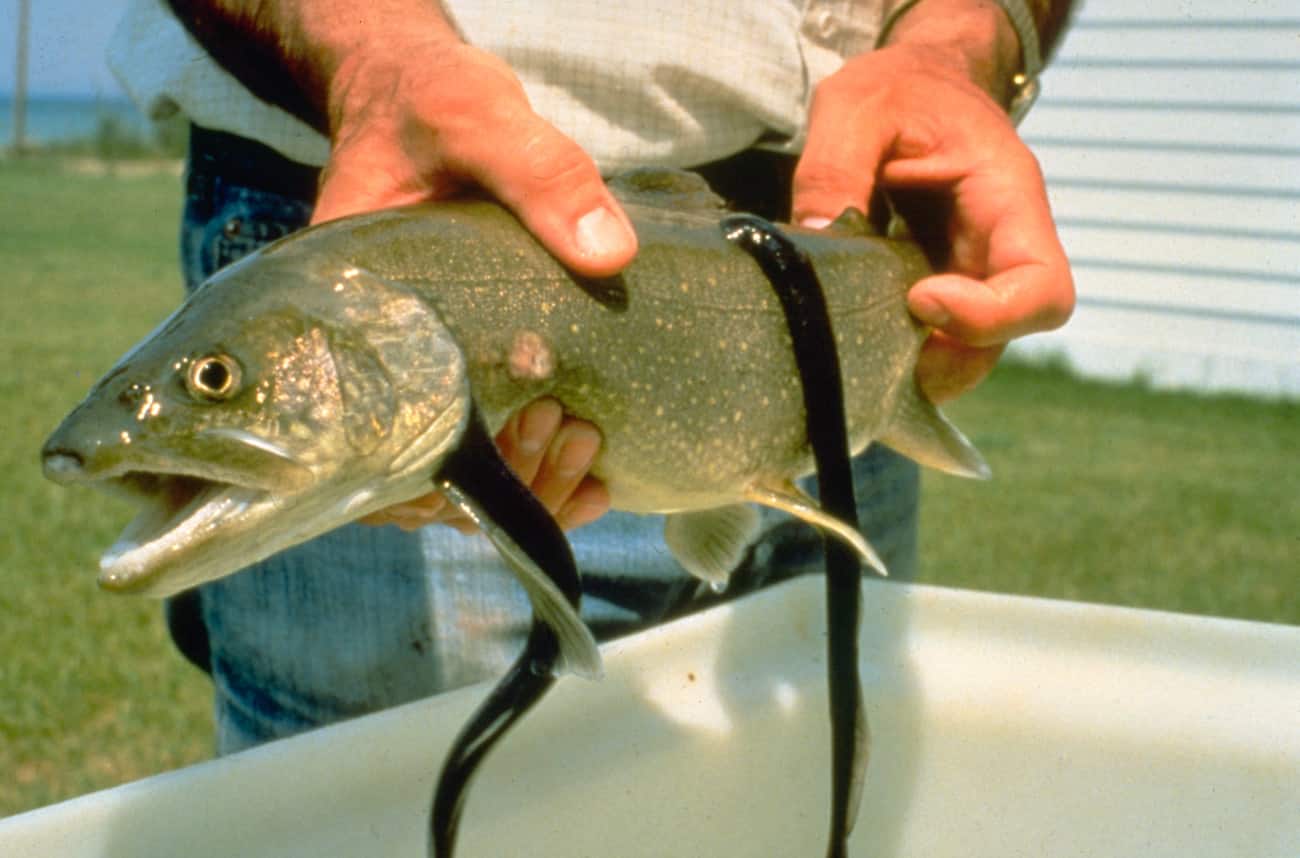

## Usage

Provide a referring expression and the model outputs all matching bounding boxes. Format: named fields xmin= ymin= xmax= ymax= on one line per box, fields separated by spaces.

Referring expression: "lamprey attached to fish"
xmin=723 ymin=213 xmax=869 ymax=858
xmin=42 ymin=169 xmax=989 ymax=856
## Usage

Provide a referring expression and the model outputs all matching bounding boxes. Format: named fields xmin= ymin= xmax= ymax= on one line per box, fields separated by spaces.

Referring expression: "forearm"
xmin=165 ymin=0 xmax=462 ymax=131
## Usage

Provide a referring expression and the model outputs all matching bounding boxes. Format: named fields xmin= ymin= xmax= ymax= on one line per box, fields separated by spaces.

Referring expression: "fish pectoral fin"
xmin=439 ymin=482 xmax=603 ymax=680
xmin=744 ymin=480 xmax=889 ymax=578
xmin=880 ymin=383 xmax=992 ymax=480
xmin=663 ymin=504 xmax=761 ymax=589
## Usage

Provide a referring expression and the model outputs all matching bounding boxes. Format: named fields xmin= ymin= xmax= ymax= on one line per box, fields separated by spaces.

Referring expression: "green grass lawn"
xmin=0 ymin=157 xmax=1296 ymax=819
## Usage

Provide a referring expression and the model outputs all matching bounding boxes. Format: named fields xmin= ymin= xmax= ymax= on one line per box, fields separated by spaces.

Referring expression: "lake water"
xmin=0 ymin=94 xmax=153 ymax=146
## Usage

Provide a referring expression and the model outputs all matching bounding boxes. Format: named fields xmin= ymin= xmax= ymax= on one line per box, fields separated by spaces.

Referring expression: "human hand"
xmin=296 ymin=11 xmax=629 ymax=528
xmin=311 ymin=33 xmax=637 ymax=268
xmin=792 ymin=10 xmax=1073 ymax=403
xmin=360 ymin=398 xmax=611 ymax=533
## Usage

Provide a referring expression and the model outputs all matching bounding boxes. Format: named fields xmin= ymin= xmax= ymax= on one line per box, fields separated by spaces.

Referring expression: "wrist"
xmin=880 ymin=0 xmax=1022 ymax=105
xmin=167 ymin=0 xmax=464 ymax=129
xmin=267 ymin=2 xmax=463 ymax=124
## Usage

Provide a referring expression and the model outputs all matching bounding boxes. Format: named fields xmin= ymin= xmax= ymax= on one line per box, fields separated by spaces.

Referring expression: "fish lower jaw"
xmin=97 ymin=479 xmax=265 ymax=596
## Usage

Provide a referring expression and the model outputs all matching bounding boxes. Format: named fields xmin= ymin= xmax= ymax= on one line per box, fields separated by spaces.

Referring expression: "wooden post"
xmin=12 ymin=0 xmax=31 ymax=153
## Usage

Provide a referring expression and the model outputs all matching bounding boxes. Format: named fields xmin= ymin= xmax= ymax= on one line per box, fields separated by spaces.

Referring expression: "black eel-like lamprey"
xmin=722 ymin=214 xmax=868 ymax=858
xmin=426 ymin=214 xmax=871 ymax=858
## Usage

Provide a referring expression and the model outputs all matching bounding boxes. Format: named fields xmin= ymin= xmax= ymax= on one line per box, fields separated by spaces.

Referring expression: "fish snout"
xmin=41 ymin=446 xmax=87 ymax=485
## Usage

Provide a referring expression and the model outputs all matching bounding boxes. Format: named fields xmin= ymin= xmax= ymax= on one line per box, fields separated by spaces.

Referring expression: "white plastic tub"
xmin=2 ymin=577 xmax=1297 ymax=857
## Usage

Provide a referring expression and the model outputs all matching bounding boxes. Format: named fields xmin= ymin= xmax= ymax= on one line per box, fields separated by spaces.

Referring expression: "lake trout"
xmin=42 ymin=169 xmax=988 ymax=854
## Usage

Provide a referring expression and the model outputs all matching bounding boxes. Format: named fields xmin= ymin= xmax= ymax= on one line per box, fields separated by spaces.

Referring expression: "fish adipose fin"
xmin=879 ymin=383 xmax=991 ymax=480
xmin=745 ymin=480 xmax=888 ymax=578
xmin=663 ymin=504 xmax=761 ymax=590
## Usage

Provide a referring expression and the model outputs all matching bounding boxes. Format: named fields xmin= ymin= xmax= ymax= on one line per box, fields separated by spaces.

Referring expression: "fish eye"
xmin=185 ymin=354 xmax=242 ymax=401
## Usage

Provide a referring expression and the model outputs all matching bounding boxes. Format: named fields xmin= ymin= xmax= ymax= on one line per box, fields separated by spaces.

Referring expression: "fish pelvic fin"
xmin=880 ymin=383 xmax=992 ymax=480
xmin=662 ymin=504 xmax=761 ymax=591
xmin=745 ymin=480 xmax=889 ymax=578
xmin=438 ymin=481 xmax=603 ymax=680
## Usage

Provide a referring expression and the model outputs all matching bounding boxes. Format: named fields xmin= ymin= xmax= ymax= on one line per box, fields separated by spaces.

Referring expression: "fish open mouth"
xmin=98 ymin=471 xmax=266 ymax=592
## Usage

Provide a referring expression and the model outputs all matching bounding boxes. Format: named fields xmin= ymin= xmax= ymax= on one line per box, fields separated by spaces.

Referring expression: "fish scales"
xmin=44 ymin=172 xmax=988 ymax=603
xmin=272 ymin=200 xmax=932 ymax=513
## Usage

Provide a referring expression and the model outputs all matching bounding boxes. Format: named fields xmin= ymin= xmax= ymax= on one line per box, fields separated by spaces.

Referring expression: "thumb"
xmin=461 ymin=112 xmax=638 ymax=277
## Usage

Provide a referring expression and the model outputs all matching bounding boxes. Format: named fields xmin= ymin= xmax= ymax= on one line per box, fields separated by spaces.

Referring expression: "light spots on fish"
xmin=130 ymin=385 xmax=161 ymax=421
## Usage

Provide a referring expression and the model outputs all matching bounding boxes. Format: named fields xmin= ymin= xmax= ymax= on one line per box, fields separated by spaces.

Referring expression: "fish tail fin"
xmin=879 ymin=383 xmax=991 ymax=480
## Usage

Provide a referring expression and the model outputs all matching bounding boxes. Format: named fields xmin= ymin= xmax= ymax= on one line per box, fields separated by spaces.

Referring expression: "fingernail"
xmin=552 ymin=426 xmax=599 ymax=477
xmin=909 ymin=294 xmax=951 ymax=328
xmin=575 ymin=206 xmax=634 ymax=259
xmin=517 ymin=400 xmax=561 ymax=454
xmin=557 ymin=499 xmax=603 ymax=531
xmin=799 ymin=216 xmax=832 ymax=230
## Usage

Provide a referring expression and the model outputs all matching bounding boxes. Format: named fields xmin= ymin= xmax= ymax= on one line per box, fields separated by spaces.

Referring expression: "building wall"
xmin=1009 ymin=0 xmax=1299 ymax=397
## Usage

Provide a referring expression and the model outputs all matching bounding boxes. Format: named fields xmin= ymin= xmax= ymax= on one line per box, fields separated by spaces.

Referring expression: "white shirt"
xmin=109 ymin=0 xmax=906 ymax=170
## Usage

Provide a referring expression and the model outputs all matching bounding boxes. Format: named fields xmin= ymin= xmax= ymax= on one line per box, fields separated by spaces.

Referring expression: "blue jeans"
xmin=176 ymin=135 xmax=919 ymax=754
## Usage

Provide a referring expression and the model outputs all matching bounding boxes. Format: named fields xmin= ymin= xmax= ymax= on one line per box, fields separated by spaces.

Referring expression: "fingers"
xmin=790 ymin=46 xmax=1074 ymax=402
xmin=462 ymin=114 xmax=639 ymax=278
xmin=908 ymin=267 xmax=1074 ymax=349
xmin=790 ymin=70 xmax=892 ymax=227
xmin=496 ymin=400 xmax=608 ymax=529
xmin=315 ymin=112 xmax=638 ymax=277
xmin=914 ymin=332 xmax=1005 ymax=404
xmin=358 ymin=492 xmax=453 ymax=531
xmin=313 ymin=40 xmax=637 ymax=276
xmin=495 ymin=397 xmax=565 ymax=484
xmin=359 ymin=399 xmax=610 ymax=533
xmin=902 ymin=151 xmax=1074 ymax=348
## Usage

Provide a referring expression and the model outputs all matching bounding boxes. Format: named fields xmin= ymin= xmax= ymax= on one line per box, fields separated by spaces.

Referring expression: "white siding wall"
xmin=1008 ymin=0 xmax=1299 ymax=397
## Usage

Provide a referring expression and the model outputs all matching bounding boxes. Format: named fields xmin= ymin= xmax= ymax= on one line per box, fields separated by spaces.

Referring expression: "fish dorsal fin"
xmin=607 ymin=167 xmax=727 ymax=212
xmin=825 ymin=206 xmax=874 ymax=237
xmin=744 ymin=479 xmax=889 ymax=578
xmin=663 ymin=504 xmax=761 ymax=589
xmin=880 ymin=383 xmax=992 ymax=480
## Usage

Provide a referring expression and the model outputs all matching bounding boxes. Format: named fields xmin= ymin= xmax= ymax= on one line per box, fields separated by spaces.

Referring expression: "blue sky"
xmin=0 ymin=0 xmax=132 ymax=96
